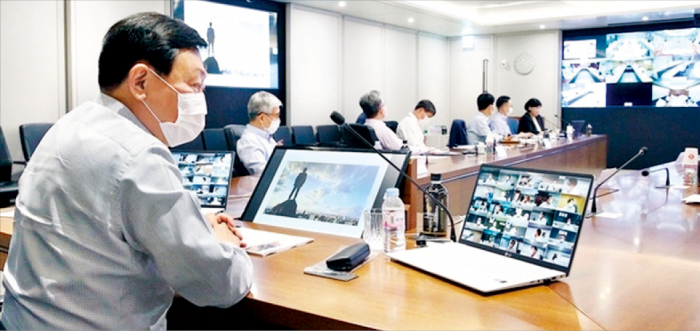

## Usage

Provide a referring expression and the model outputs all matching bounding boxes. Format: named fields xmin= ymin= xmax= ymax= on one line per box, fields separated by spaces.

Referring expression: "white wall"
xmin=342 ymin=18 xmax=384 ymax=122
xmin=382 ymin=27 xmax=417 ymax=122
xmin=417 ymin=34 xmax=450 ymax=128
xmin=68 ymin=0 xmax=169 ymax=108
xmin=449 ymin=36 xmax=494 ymax=125
xmin=0 ymin=0 xmax=66 ymax=161
xmin=494 ymin=30 xmax=562 ymax=128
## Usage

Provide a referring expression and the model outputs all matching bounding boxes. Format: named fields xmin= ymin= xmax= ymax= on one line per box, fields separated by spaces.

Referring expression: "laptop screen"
xmin=171 ymin=151 xmax=234 ymax=208
xmin=459 ymin=165 xmax=594 ymax=273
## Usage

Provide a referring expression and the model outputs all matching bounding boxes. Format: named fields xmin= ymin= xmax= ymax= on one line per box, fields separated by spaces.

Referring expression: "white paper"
xmin=0 ymin=210 xmax=13 ymax=218
xmin=495 ymin=146 xmax=507 ymax=158
xmin=671 ymin=185 xmax=690 ymax=190
xmin=239 ymin=227 xmax=313 ymax=257
xmin=682 ymin=194 xmax=700 ymax=204
xmin=595 ymin=212 xmax=622 ymax=219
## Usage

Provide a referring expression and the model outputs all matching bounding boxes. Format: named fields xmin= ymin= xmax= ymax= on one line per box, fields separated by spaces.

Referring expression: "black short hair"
xmin=477 ymin=93 xmax=495 ymax=111
xmin=415 ymin=99 xmax=436 ymax=115
xmin=524 ymin=98 xmax=542 ymax=112
xmin=496 ymin=96 xmax=511 ymax=109
xmin=98 ymin=12 xmax=207 ymax=91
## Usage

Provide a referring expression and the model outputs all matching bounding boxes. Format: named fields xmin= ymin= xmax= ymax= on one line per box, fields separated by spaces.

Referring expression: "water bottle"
xmin=423 ymin=173 xmax=448 ymax=236
xmin=383 ymin=188 xmax=406 ymax=253
xmin=586 ymin=124 xmax=592 ymax=137
xmin=400 ymin=140 xmax=410 ymax=152
xmin=566 ymin=124 xmax=574 ymax=139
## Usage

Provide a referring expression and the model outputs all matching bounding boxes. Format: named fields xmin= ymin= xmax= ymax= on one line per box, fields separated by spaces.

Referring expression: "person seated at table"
xmin=518 ymin=98 xmax=546 ymax=135
xmin=467 ymin=93 xmax=500 ymax=144
xmin=397 ymin=99 xmax=436 ymax=151
xmin=237 ymin=91 xmax=284 ymax=175
xmin=490 ymin=95 xmax=535 ymax=138
xmin=360 ymin=90 xmax=403 ymax=150
xmin=563 ymin=177 xmax=581 ymax=195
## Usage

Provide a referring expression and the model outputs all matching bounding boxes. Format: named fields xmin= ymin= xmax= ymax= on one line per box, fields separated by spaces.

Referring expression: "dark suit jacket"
xmin=518 ymin=113 xmax=545 ymax=134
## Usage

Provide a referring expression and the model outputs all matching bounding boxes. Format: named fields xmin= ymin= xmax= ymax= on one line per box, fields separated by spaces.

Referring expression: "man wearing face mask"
xmin=236 ymin=91 xmax=283 ymax=175
xmin=490 ymin=96 xmax=535 ymax=138
xmin=1 ymin=13 xmax=253 ymax=330
xmin=396 ymin=99 xmax=436 ymax=151
xmin=361 ymin=90 xmax=403 ymax=150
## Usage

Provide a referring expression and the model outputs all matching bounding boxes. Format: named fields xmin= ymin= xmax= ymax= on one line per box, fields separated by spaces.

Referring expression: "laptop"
xmin=171 ymin=151 xmax=234 ymax=214
xmin=387 ymin=165 xmax=594 ymax=293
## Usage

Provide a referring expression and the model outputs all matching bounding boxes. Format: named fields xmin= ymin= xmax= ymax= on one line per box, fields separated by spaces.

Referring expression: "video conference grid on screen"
xmin=460 ymin=167 xmax=591 ymax=268
xmin=172 ymin=152 xmax=233 ymax=207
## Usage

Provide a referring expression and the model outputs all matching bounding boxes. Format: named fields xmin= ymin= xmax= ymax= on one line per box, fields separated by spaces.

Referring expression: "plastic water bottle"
xmin=566 ymin=124 xmax=574 ymax=139
xmin=423 ymin=173 xmax=448 ymax=236
xmin=383 ymin=188 xmax=406 ymax=253
xmin=400 ymin=140 xmax=410 ymax=152
xmin=586 ymin=124 xmax=592 ymax=137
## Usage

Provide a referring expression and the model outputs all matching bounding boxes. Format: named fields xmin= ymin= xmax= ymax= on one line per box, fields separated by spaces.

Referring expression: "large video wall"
xmin=562 ymin=27 xmax=700 ymax=108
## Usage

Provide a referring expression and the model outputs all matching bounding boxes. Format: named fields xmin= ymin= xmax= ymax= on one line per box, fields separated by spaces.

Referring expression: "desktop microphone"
xmin=587 ymin=146 xmax=648 ymax=218
xmin=553 ymin=114 xmax=573 ymax=128
xmin=641 ymin=167 xmax=671 ymax=189
xmin=330 ymin=111 xmax=457 ymax=242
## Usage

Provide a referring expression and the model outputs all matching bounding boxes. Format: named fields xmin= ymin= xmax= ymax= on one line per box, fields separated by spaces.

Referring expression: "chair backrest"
xmin=19 ymin=123 xmax=53 ymax=161
xmin=342 ymin=124 xmax=378 ymax=149
xmin=273 ymin=126 xmax=293 ymax=147
xmin=448 ymin=119 xmax=468 ymax=148
xmin=291 ymin=125 xmax=317 ymax=146
xmin=170 ymin=132 xmax=205 ymax=151
xmin=223 ymin=124 xmax=249 ymax=176
xmin=385 ymin=121 xmax=399 ymax=133
xmin=202 ymin=128 xmax=229 ymax=151
xmin=356 ymin=112 xmax=367 ymax=124
xmin=506 ymin=118 xmax=519 ymax=135
xmin=316 ymin=125 xmax=343 ymax=146
xmin=0 ymin=127 xmax=14 ymax=183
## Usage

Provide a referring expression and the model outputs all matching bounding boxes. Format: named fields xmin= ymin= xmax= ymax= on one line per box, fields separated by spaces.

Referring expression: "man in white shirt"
xmin=360 ymin=90 xmax=403 ymax=150
xmin=467 ymin=93 xmax=500 ymax=145
xmin=1 ymin=13 xmax=253 ymax=330
xmin=236 ymin=91 xmax=283 ymax=175
xmin=490 ymin=96 xmax=514 ymax=136
xmin=397 ymin=99 xmax=436 ymax=150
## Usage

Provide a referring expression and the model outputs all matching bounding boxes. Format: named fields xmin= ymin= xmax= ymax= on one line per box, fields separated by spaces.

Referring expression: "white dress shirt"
xmin=467 ymin=111 xmax=495 ymax=145
xmin=489 ymin=112 xmax=512 ymax=136
xmin=1 ymin=94 xmax=254 ymax=330
xmin=365 ymin=119 xmax=403 ymax=151
xmin=236 ymin=124 xmax=276 ymax=175
xmin=396 ymin=112 xmax=427 ymax=149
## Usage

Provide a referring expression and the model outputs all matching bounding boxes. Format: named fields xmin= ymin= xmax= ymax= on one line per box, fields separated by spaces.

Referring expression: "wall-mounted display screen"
xmin=174 ymin=0 xmax=279 ymax=89
xmin=562 ymin=27 xmax=700 ymax=108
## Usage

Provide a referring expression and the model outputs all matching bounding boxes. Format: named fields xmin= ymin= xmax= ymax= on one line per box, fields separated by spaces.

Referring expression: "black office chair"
xmin=19 ymin=123 xmax=53 ymax=161
xmin=273 ymin=126 xmax=293 ymax=147
xmin=316 ymin=125 xmax=343 ymax=147
xmin=448 ymin=119 xmax=468 ymax=147
xmin=0 ymin=127 xmax=20 ymax=207
xmin=223 ymin=124 xmax=249 ymax=177
xmin=291 ymin=125 xmax=317 ymax=146
xmin=170 ymin=132 xmax=205 ymax=151
xmin=342 ymin=124 xmax=378 ymax=149
xmin=202 ymin=128 xmax=229 ymax=151
xmin=385 ymin=121 xmax=399 ymax=133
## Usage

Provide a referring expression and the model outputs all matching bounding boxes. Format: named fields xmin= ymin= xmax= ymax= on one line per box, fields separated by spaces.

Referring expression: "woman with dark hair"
xmin=518 ymin=98 xmax=546 ymax=135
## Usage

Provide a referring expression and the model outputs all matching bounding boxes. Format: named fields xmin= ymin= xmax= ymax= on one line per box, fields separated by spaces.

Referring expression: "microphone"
xmin=330 ymin=111 xmax=457 ymax=242
xmin=587 ymin=146 xmax=648 ymax=218
xmin=554 ymin=114 xmax=573 ymax=128
xmin=641 ymin=167 xmax=671 ymax=189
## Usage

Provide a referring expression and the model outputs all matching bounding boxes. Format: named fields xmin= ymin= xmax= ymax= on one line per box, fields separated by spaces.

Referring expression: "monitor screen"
xmin=562 ymin=27 xmax=700 ymax=108
xmin=459 ymin=165 xmax=593 ymax=273
xmin=175 ymin=0 xmax=279 ymax=89
xmin=171 ymin=151 xmax=234 ymax=208
xmin=241 ymin=147 xmax=410 ymax=238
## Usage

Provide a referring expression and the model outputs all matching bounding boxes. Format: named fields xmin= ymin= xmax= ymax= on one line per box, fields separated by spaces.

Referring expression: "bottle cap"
xmin=430 ymin=173 xmax=442 ymax=181
xmin=385 ymin=188 xmax=400 ymax=198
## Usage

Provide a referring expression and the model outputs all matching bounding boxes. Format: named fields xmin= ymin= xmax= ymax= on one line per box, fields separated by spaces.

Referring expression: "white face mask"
xmin=508 ymin=107 xmax=514 ymax=115
xmin=418 ymin=115 xmax=431 ymax=128
xmin=142 ymin=68 xmax=207 ymax=147
xmin=265 ymin=114 xmax=281 ymax=135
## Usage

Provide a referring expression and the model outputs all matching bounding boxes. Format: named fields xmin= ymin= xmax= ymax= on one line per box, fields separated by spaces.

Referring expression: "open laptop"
xmin=387 ymin=165 xmax=594 ymax=293
xmin=171 ymin=151 xmax=234 ymax=214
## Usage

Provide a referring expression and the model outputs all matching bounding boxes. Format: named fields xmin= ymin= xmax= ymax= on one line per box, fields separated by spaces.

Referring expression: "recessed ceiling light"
xmin=338 ymin=1 xmax=346 ymax=7
xmin=408 ymin=17 xmax=415 ymax=23
xmin=642 ymin=16 xmax=649 ymax=21
xmin=539 ymin=24 xmax=546 ymax=29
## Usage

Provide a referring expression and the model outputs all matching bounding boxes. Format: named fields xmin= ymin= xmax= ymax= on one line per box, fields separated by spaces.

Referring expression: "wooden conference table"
xmin=3 ymin=136 xmax=699 ymax=329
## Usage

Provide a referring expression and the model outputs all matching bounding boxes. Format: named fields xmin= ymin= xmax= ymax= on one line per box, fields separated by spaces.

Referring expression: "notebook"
xmin=171 ymin=151 xmax=234 ymax=214
xmin=387 ymin=165 xmax=594 ymax=293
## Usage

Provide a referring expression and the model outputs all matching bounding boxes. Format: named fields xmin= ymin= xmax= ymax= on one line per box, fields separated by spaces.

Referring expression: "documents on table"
xmin=239 ymin=227 xmax=313 ymax=257
xmin=682 ymin=194 xmax=700 ymax=204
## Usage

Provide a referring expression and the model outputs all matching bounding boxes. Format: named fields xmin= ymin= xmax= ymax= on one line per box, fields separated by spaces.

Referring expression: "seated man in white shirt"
xmin=397 ymin=99 xmax=436 ymax=151
xmin=360 ymin=90 xmax=403 ymax=150
xmin=467 ymin=93 xmax=500 ymax=145
xmin=1 ymin=13 xmax=253 ymax=330
xmin=490 ymin=95 xmax=534 ymax=138
xmin=237 ymin=91 xmax=283 ymax=175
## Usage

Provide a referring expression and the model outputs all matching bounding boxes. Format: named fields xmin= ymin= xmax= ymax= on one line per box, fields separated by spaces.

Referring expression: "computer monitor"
xmin=241 ymin=146 xmax=410 ymax=237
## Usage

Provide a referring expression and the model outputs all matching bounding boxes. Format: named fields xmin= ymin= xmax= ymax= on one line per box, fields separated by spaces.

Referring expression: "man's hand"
xmin=276 ymin=139 xmax=284 ymax=146
xmin=205 ymin=213 xmax=246 ymax=248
